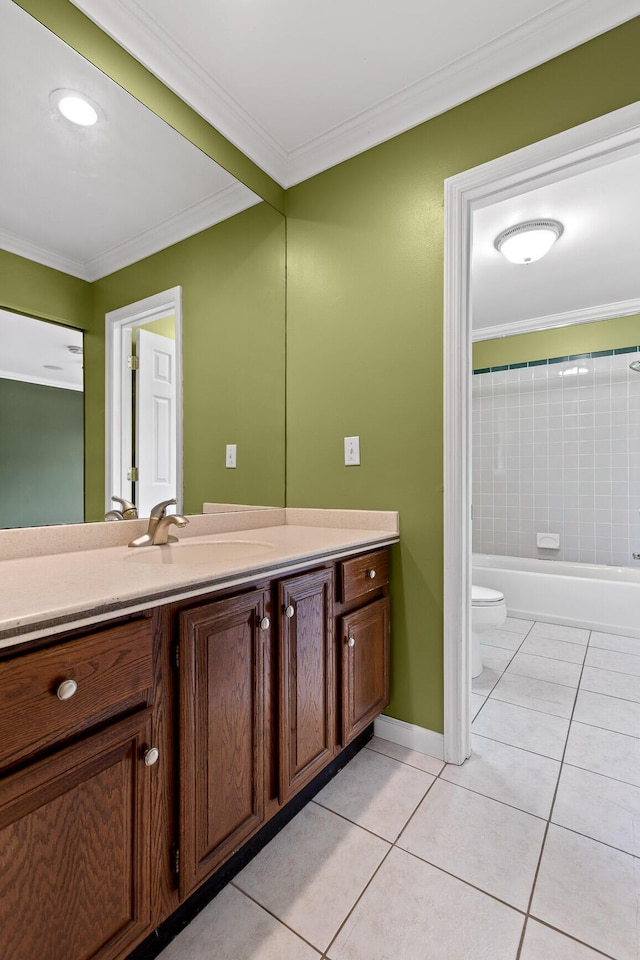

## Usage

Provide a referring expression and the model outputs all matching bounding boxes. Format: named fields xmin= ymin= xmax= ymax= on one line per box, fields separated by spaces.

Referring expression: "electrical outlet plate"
xmin=344 ymin=436 xmax=360 ymax=466
xmin=226 ymin=444 xmax=237 ymax=468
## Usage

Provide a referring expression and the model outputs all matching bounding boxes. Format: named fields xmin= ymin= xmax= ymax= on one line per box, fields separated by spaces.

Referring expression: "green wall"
xmin=0 ymin=248 xmax=90 ymax=328
xmin=285 ymin=19 xmax=640 ymax=734
xmin=473 ymin=313 xmax=640 ymax=368
xmin=0 ymin=377 xmax=83 ymax=527
xmin=89 ymin=201 xmax=286 ymax=520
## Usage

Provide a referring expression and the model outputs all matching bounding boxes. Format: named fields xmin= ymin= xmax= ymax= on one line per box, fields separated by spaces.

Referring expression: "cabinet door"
xmin=279 ymin=568 xmax=334 ymax=803
xmin=0 ymin=710 xmax=153 ymax=960
xmin=179 ymin=591 xmax=268 ymax=897
xmin=340 ymin=598 xmax=390 ymax=745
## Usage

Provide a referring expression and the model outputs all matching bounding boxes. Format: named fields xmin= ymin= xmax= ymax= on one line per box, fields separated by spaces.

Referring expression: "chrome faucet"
xmin=128 ymin=498 xmax=188 ymax=547
xmin=105 ymin=496 xmax=138 ymax=521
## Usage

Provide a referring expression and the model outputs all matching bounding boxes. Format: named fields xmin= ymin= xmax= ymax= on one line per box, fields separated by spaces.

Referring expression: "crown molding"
xmin=0 ymin=228 xmax=89 ymax=280
xmin=1 ymin=181 xmax=259 ymax=282
xmin=472 ymin=296 xmax=640 ymax=342
xmin=286 ymin=0 xmax=640 ymax=185
xmin=86 ymin=180 xmax=260 ymax=280
xmin=64 ymin=0 xmax=640 ymax=188
xmin=69 ymin=0 xmax=290 ymax=185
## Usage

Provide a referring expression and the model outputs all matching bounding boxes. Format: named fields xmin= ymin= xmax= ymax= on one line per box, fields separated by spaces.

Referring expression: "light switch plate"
xmin=344 ymin=436 xmax=360 ymax=466
xmin=226 ymin=444 xmax=237 ymax=468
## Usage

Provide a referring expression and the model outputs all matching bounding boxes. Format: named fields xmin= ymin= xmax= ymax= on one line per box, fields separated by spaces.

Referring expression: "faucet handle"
xmin=149 ymin=498 xmax=177 ymax=519
xmin=112 ymin=496 xmax=138 ymax=519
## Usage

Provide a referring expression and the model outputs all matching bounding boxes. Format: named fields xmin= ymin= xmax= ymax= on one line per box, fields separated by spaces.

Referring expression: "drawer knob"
xmin=347 ymin=637 xmax=356 ymax=648
xmin=367 ymin=569 xmax=377 ymax=579
xmin=284 ymin=604 xmax=295 ymax=619
xmin=144 ymin=747 xmax=160 ymax=767
xmin=260 ymin=616 xmax=270 ymax=631
xmin=56 ymin=679 xmax=78 ymax=701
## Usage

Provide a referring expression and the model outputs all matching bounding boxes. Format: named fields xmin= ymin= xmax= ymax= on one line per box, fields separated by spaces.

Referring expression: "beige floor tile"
xmin=397 ymin=779 xmax=545 ymax=910
xmin=580 ymin=665 xmax=640 ymax=703
xmin=531 ymin=825 xmax=640 ymax=960
xmin=521 ymin=919 xmax=610 ymax=959
xmin=365 ymin=736 xmax=444 ymax=775
xmin=314 ymin=748 xmax=434 ymax=841
xmin=585 ymin=646 xmax=640 ymax=677
xmin=500 ymin=616 xmax=535 ymax=635
xmin=520 ymin=635 xmax=586 ymax=664
xmin=442 ymin=734 xmax=560 ymax=818
xmin=590 ymin=631 xmax=640 ymax=656
xmin=471 ymin=692 xmax=487 ymax=719
xmin=491 ymin=672 xmax=576 ymax=718
xmin=472 ymin=665 xmax=503 ymax=697
xmin=481 ymin=628 xmax=525 ymax=651
xmin=565 ymin=722 xmax=640 ymax=788
xmin=574 ymin=689 xmax=640 ymax=738
xmin=234 ymin=803 xmax=389 ymax=952
xmin=472 ymin=698 xmax=570 ymax=760
xmin=327 ymin=847 xmax=524 ymax=960
xmin=157 ymin=886 xmax=320 ymax=960
xmin=480 ymin=643 xmax=516 ymax=672
xmin=529 ymin=622 xmax=590 ymax=644
xmin=553 ymin=764 xmax=640 ymax=856
xmin=507 ymin=652 xmax=582 ymax=688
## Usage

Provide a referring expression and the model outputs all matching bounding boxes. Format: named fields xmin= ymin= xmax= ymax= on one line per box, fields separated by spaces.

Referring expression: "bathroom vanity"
xmin=0 ymin=509 xmax=397 ymax=960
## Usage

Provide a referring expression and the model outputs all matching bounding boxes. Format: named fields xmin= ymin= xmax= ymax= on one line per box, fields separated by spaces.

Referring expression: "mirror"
xmin=0 ymin=0 xmax=286 ymax=526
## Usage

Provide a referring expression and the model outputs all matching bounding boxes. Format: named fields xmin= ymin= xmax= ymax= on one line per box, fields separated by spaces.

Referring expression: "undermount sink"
xmin=127 ymin=539 xmax=274 ymax=566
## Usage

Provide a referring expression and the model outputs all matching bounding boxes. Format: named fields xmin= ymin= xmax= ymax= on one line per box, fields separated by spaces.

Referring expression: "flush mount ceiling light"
xmin=50 ymin=88 xmax=100 ymax=126
xmin=494 ymin=219 xmax=563 ymax=264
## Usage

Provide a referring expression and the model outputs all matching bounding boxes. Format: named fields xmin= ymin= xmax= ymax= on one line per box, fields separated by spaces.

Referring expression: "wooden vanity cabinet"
xmin=0 ymin=617 xmax=156 ymax=960
xmin=336 ymin=550 xmax=391 ymax=746
xmin=177 ymin=590 xmax=270 ymax=898
xmin=278 ymin=567 xmax=334 ymax=803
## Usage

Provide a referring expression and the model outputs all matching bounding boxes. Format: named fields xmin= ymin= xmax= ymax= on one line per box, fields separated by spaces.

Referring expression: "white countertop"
xmin=0 ymin=509 xmax=399 ymax=650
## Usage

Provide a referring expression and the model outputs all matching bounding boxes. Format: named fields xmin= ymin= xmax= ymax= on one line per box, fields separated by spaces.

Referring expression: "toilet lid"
xmin=472 ymin=584 xmax=505 ymax=605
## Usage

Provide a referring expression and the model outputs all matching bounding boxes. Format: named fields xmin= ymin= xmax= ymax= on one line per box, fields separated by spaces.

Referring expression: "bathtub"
xmin=473 ymin=553 xmax=640 ymax=640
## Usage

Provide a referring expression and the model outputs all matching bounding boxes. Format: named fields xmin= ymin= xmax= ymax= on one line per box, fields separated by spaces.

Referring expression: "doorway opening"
xmin=443 ymin=102 xmax=640 ymax=764
xmin=105 ymin=287 xmax=182 ymax=519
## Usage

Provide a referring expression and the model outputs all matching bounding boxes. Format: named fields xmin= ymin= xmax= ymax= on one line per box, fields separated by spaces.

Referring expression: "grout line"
xmin=229 ymin=881 xmax=325 ymax=956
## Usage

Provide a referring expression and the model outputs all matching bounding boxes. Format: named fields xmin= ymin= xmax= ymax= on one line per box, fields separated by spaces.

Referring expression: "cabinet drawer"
xmin=0 ymin=619 xmax=153 ymax=768
xmin=338 ymin=549 xmax=389 ymax=603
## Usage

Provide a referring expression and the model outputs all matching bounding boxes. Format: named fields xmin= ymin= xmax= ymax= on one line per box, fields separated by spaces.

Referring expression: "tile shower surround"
xmin=472 ymin=347 xmax=640 ymax=566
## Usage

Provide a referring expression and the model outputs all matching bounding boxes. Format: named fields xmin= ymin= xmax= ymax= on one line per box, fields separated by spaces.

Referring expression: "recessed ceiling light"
xmin=50 ymin=88 xmax=100 ymax=126
xmin=495 ymin=219 xmax=563 ymax=264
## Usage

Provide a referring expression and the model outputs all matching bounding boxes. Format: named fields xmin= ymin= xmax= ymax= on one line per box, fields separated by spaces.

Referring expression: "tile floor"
xmin=158 ymin=616 xmax=640 ymax=960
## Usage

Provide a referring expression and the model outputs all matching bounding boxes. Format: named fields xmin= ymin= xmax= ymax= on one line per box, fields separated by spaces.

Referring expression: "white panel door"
xmin=136 ymin=329 xmax=176 ymax=517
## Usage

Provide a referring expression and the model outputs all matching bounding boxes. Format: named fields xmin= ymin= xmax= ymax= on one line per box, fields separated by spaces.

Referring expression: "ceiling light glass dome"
xmin=494 ymin=219 xmax=563 ymax=264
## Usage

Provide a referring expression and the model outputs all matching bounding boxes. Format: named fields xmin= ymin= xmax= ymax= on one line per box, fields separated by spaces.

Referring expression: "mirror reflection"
xmin=1 ymin=0 xmax=286 ymax=527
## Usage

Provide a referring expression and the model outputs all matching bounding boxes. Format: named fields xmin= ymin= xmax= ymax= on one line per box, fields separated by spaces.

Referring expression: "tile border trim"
xmin=473 ymin=344 xmax=640 ymax=375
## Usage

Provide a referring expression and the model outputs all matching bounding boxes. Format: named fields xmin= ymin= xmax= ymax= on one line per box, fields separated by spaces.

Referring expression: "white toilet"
xmin=472 ymin=585 xmax=507 ymax=678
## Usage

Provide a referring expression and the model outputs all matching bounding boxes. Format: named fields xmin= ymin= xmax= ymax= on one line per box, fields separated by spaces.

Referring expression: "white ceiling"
xmin=69 ymin=0 xmax=640 ymax=187
xmin=0 ymin=310 xmax=84 ymax=389
xmin=0 ymin=0 xmax=259 ymax=281
xmin=471 ymin=149 xmax=640 ymax=335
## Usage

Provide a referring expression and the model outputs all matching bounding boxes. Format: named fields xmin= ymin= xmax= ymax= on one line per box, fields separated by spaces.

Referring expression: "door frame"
xmin=105 ymin=286 xmax=183 ymax=516
xmin=442 ymin=101 xmax=640 ymax=764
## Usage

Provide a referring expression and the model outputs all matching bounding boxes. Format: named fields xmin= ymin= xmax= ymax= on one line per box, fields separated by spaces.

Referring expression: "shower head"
xmin=630 ymin=360 xmax=640 ymax=373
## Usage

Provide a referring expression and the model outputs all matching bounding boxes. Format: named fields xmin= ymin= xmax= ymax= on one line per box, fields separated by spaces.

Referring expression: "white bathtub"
xmin=473 ymin=553 xmax=640 ymax=639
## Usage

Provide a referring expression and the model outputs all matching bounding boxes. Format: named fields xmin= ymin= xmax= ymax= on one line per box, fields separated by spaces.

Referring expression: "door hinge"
xmin=172 ymin=844 xmax=180 ymax=877
xmin=127 ymin=355 xmax=139 ymax=370
xmin=127 ymin=466 xmax=139 ymax=482
xmin=174 ymin=641 xmax=180 ymax=669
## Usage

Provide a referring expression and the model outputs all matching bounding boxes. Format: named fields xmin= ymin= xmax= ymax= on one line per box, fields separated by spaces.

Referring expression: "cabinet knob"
xmin=347 ymin=636 xmax=356 ymax=648
xmin=56 ymin=679 xmax=78 ymax=701
xmin=284 ymin=604 xmax=295 ymax=619
xmin=259 ymin=616 xmax=270 ymax=631
xmin=367 ymin=569 xmax=377 ymax=580
xmin=144 ymin=747 xmax=160 ymax=767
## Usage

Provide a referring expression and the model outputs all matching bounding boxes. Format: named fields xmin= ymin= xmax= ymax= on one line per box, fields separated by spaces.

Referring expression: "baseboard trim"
xmin=374 ymin=715 xmax=445 ymax=761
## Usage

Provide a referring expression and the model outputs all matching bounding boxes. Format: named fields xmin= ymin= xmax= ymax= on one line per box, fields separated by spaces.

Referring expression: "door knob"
xmin=56 ymin=679 xmax=78 ymax=701
xmin=347 ymin=637 xmax=356 ymax=648
xmin=260 ymin=616 xmax=270 ymax=631
xmin=284 ymin=605 xmax=295 ymax=618
xmin=144 ymin=747 xmax=160 ymax=767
